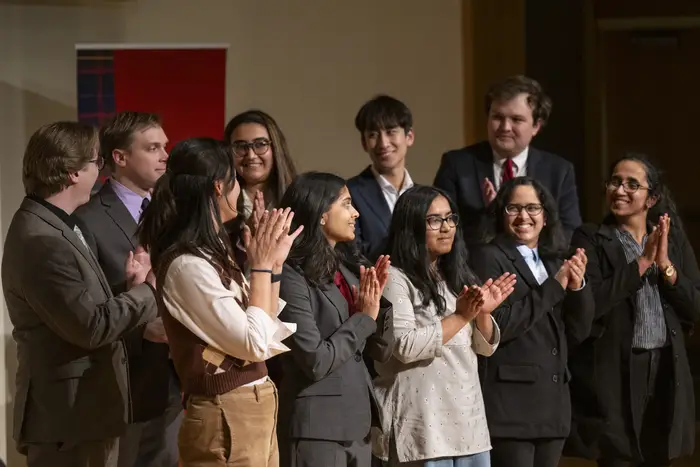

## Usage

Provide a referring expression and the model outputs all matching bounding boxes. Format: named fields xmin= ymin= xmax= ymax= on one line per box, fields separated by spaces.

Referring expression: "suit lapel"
xmin=475 ymin=145 xmax=495 ymax=207
xmin=320 ymin=273 xmax=350 ymax=322
xmin=100 ymin=181 xmax=138 ymax=248
xmin=356 ymin=167 xmax=391 ymax=231
xmin=22 ymin=199 xmax=112 ymax=294
xmin=495 ymin=237 xmax=541 ymax=289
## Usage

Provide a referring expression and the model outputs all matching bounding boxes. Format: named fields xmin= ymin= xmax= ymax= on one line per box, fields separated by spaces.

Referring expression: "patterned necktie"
xmin=502 ymin=158 xmax=515 ymax=184
xmin=140 ymin=198 xmax=150 ymax=221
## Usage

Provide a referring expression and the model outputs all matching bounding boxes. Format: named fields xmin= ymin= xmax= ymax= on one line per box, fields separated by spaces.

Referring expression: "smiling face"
xmin=362 ymin=126 xmax=414 ymax=174
xmin=231 ymin=123 xmax=273 ymax=187
xmin=606 ymin=159 xmax=655 ymax=221
xmin=321 ymin=186 xmax=359 ymax=246
xmin=425 ymin=195 xmax=457 ymax=258
xmin=504 ymin=185 xmax=545 ymax=248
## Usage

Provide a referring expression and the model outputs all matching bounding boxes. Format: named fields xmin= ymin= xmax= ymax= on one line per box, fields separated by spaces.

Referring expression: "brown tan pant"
xmin=179 ymin=379 xmax=279 ymax=467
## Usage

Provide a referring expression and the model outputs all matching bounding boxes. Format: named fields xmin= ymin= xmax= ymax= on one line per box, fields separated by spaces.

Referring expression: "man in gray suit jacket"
xmin=75 ymin=111 xmax=181 ymax=467
xmin=2 ymin=121 xmax=158 ymax=467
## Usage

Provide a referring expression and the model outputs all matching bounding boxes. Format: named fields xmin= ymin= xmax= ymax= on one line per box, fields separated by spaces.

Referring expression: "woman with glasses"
xmin=224 ymin=110 xmax=297 ymax=220
xmin=565 ymin=155 xmax=700 ymax=467
xmin=373 ymin=185 xmax=516 ymax=467
xmin=469 ymin=177 xmax=594 ymax=467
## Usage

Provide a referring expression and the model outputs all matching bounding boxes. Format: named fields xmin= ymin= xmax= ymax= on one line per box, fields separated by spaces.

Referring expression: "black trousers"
xmin=598 ymin=347 xmax=673 ymax=467
xmin=490 ymin=438 xmax=565 ymax=467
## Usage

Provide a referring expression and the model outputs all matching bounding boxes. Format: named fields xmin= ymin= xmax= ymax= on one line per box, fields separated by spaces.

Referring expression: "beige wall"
xmin=0 ymin=0 xmax=463 ymax=464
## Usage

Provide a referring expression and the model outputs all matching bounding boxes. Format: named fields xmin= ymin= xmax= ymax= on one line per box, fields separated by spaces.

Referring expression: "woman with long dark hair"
xmin=470 ymin=177 xmax=594 ymax=467
xmin=139 ymin=137 xmax=302 ymax=466
xmin=372 ymin=185 xmax=516 ymax=467
xmin=224 ymin=109 xmax=297 ymax=219
xmin=566 ymin=154 xmax=700 ymax=466
xmin=275 ymin=172 xmax=393 ymax=467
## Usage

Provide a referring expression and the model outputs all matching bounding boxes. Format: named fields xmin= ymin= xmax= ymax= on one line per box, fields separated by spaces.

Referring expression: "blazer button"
xmin=354 ymin=354 xmax=362 ymax=362
xmin=552 ymin=375 xmax=559 ymax=383
xmin=552 ymin=348 xmax=558 ymax=356
xmin=671 ymin=329 xmax=677 ymax=337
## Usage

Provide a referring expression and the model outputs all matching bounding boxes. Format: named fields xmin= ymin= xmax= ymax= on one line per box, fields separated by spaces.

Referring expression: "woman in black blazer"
xmin=566 ymin=155 xmax=700 ymax=466
xmin=470 ymin=176 xmax=595 ymax=467
xmin=276 ymin=172 xmax=392 ymax=467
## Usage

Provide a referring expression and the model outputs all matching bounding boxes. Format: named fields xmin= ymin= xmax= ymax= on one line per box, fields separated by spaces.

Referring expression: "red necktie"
xmin=502 ymin=158 xmax=515 ymax=184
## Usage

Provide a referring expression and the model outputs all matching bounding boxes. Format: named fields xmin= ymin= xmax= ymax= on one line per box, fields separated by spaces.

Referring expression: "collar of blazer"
xmin=354 ymin=166 xmax=392 ymax=228
xmin=319 ymin=262 xmax=359 ymax=322
xmin=98 ymin=180 xmax=138 ymax=248
xmin=21 ymin=198 xmax=112 ymax=294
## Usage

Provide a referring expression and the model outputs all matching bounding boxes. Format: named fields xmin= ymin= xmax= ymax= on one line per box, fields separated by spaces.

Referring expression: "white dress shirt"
xmin=516 ymin=244 xmax=549 ymax=285
xmin=493 ymin=147 xmax=528 ymax=190
xmin=370 ymin=166 xmax=414 ymax=212
xmin=162 ymin=254 xmax=295 ymax=386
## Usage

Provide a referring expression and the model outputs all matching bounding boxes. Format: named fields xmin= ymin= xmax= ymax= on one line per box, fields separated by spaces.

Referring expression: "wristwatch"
xmin=663 ymin=264 xmax=676 ymax=278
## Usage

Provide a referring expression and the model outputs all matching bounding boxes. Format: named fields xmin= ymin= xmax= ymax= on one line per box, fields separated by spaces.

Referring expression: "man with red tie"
xmin=434 ymin=75 xmax=581 ymax=245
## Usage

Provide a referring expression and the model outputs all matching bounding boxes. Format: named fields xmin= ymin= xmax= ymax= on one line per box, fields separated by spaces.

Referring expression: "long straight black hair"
xmin=279 ymin=171 xmax=368 ymax=286
xmin=385 ymin=185 xmax=479 ymax=315
xmin=482 ymin=176 xmax=568 ymax=258
xmin=138 ymin=137 xmax=238 ymax=284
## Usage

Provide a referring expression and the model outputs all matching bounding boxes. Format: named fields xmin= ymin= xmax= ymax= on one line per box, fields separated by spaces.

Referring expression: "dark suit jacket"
xmin=347 ymin=166 xmax=392 ymax=260
xmin=277 ymin=263 xmax=392 ymax=444
xmin=2 ymin=198 xmax=156 ymax=453
xmin=470 ymin=237 xmax=594 ymax=440
xmin=434 ymin=141 xmax=582 ymax=244
xmin=565 ymin=223 xmax=700 ymax=461
xmin=75 ymin=181 xmax=172 ymax=422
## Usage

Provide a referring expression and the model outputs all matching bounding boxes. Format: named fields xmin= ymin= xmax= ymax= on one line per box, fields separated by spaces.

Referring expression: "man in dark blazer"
xmin=75 ymin=112 xmax=181 ymax=467
xmin=347 ymin=95 xmax=415 ymax=260
xmin=434 ymin=75 xmax=581 ymax=245
xmin=2 ymin=121 xmax=157 ymax=467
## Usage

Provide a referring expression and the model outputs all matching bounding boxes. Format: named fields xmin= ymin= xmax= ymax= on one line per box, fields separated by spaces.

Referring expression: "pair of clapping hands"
xmin=246 ymin=191 xmax=389 ymax=321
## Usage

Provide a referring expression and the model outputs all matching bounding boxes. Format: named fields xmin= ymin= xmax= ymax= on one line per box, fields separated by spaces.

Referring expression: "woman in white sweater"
xmin=372 ymin=185 xmax=515 ymax=467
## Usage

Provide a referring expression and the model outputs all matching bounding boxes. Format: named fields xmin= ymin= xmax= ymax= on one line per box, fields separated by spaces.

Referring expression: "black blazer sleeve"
xmin=561 ymin=281 xmax=596 ymax=346
xmin=570 ymin=225 xmax=643 ymax=321
xmin=558 ymin=163 xmax=583 ymax=234
xmin=363 ymin=297 xmax=393 ymax=364
xmin=659 ymin=228 xmax=700 ymax=326
xmin=279 ymin=265 xmax=378 ymax=382
xmin=433 ymin=151 xmax=459 ymax=204
xmin=470 ymin=245 xmax=566 ymax=344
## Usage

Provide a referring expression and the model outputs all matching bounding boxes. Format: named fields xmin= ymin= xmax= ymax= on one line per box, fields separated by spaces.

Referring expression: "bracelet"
xmin=271 ymin=273 xmax=282 ymax=283
xmin=250 ymin=268 xmax=273 ymax=274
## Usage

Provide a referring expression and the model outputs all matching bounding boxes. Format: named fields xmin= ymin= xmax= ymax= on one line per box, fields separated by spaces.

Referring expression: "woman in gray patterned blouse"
xmin=372 ymin=185 xmax=516 ymax=467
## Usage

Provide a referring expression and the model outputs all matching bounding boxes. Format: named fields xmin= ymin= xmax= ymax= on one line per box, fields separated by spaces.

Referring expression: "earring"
xmin=320 ymin=219 xmax=326 ymax=226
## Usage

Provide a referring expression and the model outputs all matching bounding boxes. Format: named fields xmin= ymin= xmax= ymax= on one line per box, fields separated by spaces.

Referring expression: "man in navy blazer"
xmin=347 ymin=95 xmax=415 ymax=260
xmin=434 ymin=75 xmax=581 ymax=245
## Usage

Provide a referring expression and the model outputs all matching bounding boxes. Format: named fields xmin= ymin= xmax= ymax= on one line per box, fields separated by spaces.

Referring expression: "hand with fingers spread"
xmin=455 ymin=285 xmax=485 ymax=322
xmin=373 ymin=255 xmax=391 ymax=291
xmin=566 ymin=248 xmax=588 ymax=290
xmin=352 ymin=266 xmax=382 ymax=321
xmin=245 ymin=208 xmax=304 ymax=271
xmin=482 ymin=178 xmax=497 ymax=205
xmin=479 ymin=273 xmax=517 ymax=314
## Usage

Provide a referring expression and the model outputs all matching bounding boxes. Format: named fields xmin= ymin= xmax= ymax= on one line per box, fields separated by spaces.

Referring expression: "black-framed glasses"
xmin=90 ymin=156 xmax=105 ymax=171
xmin=426 ymin=213 xmax=459 ymax=231
xmin=232 ymin=138 xmax=271 ymax=158
xmin=605 ymin=179 xmax=650 ymax=194
xmin=505 ymin=203 xmax=544 ymax=216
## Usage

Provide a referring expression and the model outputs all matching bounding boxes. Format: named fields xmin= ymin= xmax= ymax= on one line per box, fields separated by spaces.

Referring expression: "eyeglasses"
xmin=231 ymin=139 xmax=271 ymax=158
xmin=90 ymin=157 xmax=105 ymax=171
xmin=605 ymin=179 xmax=650 ymax=194
xmin=426 ymin=214 xmax=459 ymax=231
xmin=505 ymin=203 xmax=544 ymax=216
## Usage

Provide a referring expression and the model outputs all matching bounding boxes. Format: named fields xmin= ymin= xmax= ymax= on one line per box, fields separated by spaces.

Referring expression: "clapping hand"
xmin=482 ymin=178 xmax=497 ymax=205
xmin=125 ymin=246 xmax=152 ymax=289
xmin=352 ymin=266 xmax=382 ymax=321
xmin=455 ymin=285 xmax=485 ymax=322
xmin=244 ymin=208 xmax=304 ymax=271
xmin=565 ymin=248 xmax=587 ymax=290
xmin=246 ymin=190 xmax=266 ymax=237
xmin=479 ymin=273 xmax=517 ymax=314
